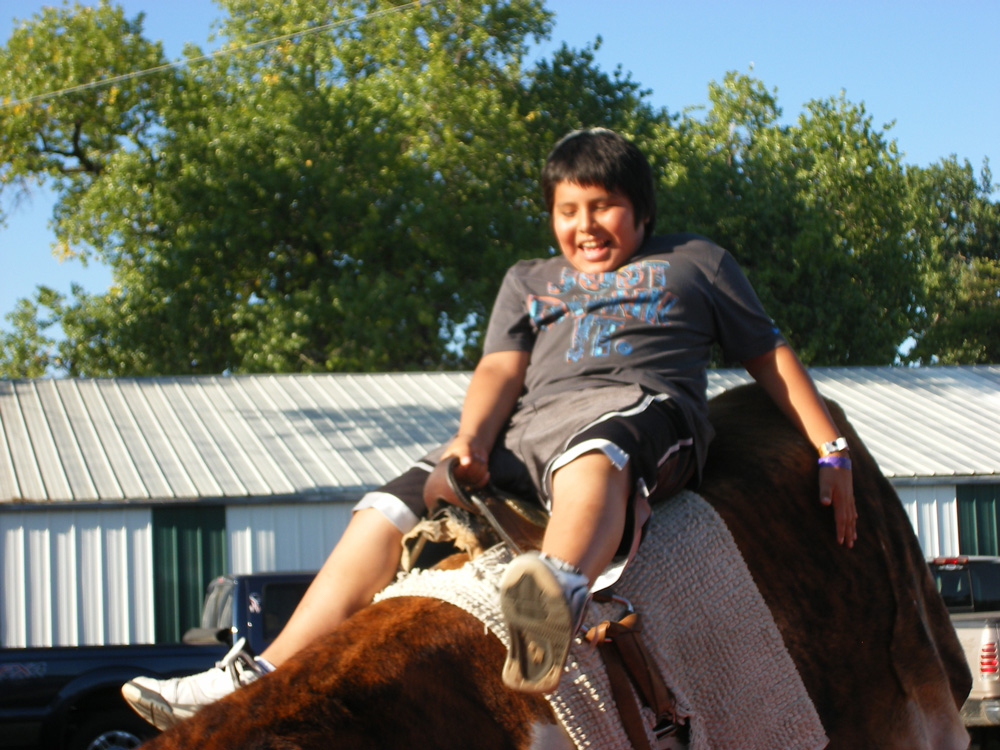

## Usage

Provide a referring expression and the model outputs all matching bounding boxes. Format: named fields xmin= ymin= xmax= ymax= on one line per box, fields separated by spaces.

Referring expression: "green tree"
xmin=2 ymin=4 xmax=996 ymax=376
xmin=4 ymin=0 xmax=561 ymax=374
xmin=2 ymin=0 xmax=676 ymax=376
xmin=0 ymin=0 xmax=176 ymax=377
xmin=906 ymin=157 xmax=1000 ymax=363
xmin=785 ymin=93 xmax=918 ymax=364
xmin=0 ymin=1 xmax=171 ymax=237
xmin=0 ymin=289 xmax=63 ymax=378
xmin=654 ymin=73 xmax=920 ymax=365
xmin=520 ymin=38 xmax=660 ymax=149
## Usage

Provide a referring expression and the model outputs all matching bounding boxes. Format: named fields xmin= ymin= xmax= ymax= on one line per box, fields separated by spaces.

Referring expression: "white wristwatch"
xmin=818 ymin=437 xmax=849 ymax=456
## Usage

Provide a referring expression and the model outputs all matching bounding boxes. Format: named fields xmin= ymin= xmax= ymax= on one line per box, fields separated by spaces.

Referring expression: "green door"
xmin=152 ymin=505 xmax=227 ymax=643
xmin=958 ymin=485 xmax=1000 ymax=556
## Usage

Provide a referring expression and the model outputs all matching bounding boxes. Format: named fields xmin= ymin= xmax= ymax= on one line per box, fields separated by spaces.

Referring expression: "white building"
xmin=2 ymin=367 xmax=999 ymax=647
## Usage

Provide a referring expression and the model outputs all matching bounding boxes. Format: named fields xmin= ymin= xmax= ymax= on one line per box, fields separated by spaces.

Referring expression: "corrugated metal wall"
xmin=1 ymin=506 xmax=154 ymax=647
xmin=1 ymin=488 xmax=966 ymax=647
xmin=227 ymin=502 xmax=355 ymax=574
xmin=0 ymin=501 xmax=358 ymax=647
xmin=895 ymin=484 xmax=960 ymax=558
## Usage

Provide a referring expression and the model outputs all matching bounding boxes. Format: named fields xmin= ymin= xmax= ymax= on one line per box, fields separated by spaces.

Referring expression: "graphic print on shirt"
xmin=528 ymin=260 xmax=676 ymax=362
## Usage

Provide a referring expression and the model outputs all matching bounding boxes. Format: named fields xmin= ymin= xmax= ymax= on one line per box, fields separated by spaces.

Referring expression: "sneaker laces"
xmin=215 ymin=637 xmax=266 ymax=691
xmin=539 ymin=553 xmax=592 ymax=634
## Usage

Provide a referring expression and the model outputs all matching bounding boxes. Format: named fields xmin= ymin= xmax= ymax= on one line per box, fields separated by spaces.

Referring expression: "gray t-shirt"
xmin=482 ymin=233 xmax=786 ymax=473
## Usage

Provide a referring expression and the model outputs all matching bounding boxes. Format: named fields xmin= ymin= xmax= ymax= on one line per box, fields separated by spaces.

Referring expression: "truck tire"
xmin=68 ymin=710 xmax=158 ymax=750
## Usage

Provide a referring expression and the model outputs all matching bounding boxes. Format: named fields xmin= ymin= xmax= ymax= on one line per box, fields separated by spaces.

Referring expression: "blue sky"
xmin=1 ymin=0 xmax=998 ymax=333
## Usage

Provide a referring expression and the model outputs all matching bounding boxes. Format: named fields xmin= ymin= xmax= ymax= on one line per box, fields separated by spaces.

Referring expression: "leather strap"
xmin=423 ymin=457 xmax=547 ymax=554
xmin=424 ymin=456 xmax=477 ymax=513
xmin=586 ymin=613 xmax=679 ymax=750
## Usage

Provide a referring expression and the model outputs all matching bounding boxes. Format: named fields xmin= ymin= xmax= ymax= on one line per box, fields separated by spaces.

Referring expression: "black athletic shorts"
xmin=354 ymin=384 xmax=696 ymax=535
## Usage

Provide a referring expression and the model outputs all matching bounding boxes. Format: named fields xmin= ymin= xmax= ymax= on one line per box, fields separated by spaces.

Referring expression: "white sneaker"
xmin=499 ymin=552 xmax=590 ymax=694
xmin=122 ymin=638 xmax=266 ymax=730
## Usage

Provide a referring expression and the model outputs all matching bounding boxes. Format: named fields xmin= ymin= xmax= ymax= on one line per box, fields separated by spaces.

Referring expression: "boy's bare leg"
xmin=500 ymin=452 xmax=630 ymax=692
xmin=543 ymin=451 xmax=630 ymax=583
xmin=122 ymin=507 xmax=404 ymax=728
xmin=261 ymin=508 xmax=404 ymax=666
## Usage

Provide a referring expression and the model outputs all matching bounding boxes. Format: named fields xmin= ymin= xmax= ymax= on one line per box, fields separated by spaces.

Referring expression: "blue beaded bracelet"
xmin=818 ymin=455 xmax=852 ymax=470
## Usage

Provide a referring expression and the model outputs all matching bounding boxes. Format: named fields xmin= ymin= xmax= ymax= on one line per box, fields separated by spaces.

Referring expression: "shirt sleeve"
xmin=711 ymin=251 xmax=786 ymax=363
xmin=482 ymin=264 xmax=537 ymax=355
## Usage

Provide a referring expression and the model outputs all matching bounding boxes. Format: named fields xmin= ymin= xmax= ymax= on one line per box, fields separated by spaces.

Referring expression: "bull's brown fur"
xmin=701 ymin=386 xmax=970 ymax=748
xmin=141 ymin=385 xmax=971 ymax=749
xmin=145 ymin=596 xmax=555 ymax=750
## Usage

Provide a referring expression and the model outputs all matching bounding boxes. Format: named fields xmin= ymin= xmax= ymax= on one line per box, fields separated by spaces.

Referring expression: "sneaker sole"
xmin=499 ymin=554 xmax=574 ymax=694
xmin=121 ymin=681 xmax=194 ymax=731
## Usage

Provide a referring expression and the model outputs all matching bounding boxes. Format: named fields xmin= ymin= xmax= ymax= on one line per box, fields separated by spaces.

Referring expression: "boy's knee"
xmin=552 ymin=450 xmax=632 ymax=499
xmin=557 ymin=449 xmax=621 ymax=474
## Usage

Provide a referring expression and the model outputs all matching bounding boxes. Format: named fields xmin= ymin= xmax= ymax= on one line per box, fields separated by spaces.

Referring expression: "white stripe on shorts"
xmin=353 ymin=491 xmax=421 ymax=534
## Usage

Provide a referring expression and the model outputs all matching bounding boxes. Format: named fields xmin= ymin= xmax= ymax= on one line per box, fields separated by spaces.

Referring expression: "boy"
xmin=124 ymin=129 xmax=856 ymax=727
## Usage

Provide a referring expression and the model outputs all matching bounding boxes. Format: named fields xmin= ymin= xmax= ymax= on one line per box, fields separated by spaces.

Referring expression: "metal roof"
xmin=1 ymin=366 xmax=998 ymax=505
xmin=0 ymin=373 xmax=469 ymax=504
xmin=706 ymin=366 xmax=1000 ymax=482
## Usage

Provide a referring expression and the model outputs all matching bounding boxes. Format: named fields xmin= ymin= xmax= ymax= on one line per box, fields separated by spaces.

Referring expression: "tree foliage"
xmin=651 ymin=73 xmax=923 ymax=365
xmin=906 ymin=158 xmax=1000 ymax=363
xmin=0 ymin=289 xmax=63 ymax=378
xmin=1 ymin=1 xmax=997 ymax=377
xmin=0 ymin=1 xmax=169 ymax=231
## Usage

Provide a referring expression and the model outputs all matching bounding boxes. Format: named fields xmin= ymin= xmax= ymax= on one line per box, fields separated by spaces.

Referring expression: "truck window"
xmin=935 ymin=568 xmax=973 ymax=609
xmin=971 ymin=565 xmax=1000 ymax=612
xmin=262 ymin=582 xmax=311 ymax=642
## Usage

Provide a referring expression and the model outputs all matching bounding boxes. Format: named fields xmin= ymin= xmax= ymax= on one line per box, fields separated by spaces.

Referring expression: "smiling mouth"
xmin=580 ymin=240 xmax=610 ymax=256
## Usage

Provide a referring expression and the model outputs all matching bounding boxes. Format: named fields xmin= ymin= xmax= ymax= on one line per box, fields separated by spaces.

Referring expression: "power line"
xmin=3 ymin=0 xmax=441 ymax=108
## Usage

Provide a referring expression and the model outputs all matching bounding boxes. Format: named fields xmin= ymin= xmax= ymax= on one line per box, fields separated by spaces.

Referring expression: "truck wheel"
xmin=69 ymin=710 xmax=158 ymax=750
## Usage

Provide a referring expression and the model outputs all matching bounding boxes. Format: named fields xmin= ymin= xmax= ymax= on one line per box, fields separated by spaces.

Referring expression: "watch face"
xmin=821 ymin=438 xmax=847 ymax=456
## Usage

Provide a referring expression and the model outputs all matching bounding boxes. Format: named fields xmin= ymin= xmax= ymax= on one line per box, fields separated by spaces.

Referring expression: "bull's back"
xmin=702 ymin=384 xmax=970 ymax=749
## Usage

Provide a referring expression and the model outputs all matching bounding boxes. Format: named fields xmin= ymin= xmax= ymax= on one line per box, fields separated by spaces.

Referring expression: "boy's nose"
xmin=578 ymin=209 xmax=598 ymax=232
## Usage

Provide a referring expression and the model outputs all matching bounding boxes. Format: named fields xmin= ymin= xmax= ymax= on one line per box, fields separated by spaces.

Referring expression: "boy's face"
xmin=550 ymin=180 xmax=645 ymax=274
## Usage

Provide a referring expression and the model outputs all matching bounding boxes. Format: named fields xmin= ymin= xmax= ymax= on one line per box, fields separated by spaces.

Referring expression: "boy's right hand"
xmin=441 ymin=434 xmax=491 ymax=488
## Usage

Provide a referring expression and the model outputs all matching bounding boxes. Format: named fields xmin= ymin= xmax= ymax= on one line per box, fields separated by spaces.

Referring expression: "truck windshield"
xmin=933 ymin=563 xmax=1000 ymax=612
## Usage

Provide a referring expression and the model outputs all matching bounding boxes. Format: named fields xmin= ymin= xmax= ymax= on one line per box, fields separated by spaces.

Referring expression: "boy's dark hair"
xmin=541 ymin=128 xmax=656 ymax=236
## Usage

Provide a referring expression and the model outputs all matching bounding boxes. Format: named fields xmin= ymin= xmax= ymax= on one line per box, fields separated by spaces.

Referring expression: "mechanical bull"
xmin=139 ymin=384 xmax=971 ymax=749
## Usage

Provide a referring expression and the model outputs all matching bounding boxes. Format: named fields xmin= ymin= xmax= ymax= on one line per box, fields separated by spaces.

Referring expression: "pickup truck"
xmin=0 ymin=571 xmax=314 ymax=750
xmin=929 ymin=556 xmax=1000 ymax=728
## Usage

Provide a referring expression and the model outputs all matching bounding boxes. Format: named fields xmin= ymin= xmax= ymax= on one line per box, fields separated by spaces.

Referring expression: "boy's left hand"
xmin=820 ymin=466 xmax=857 ymax=548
